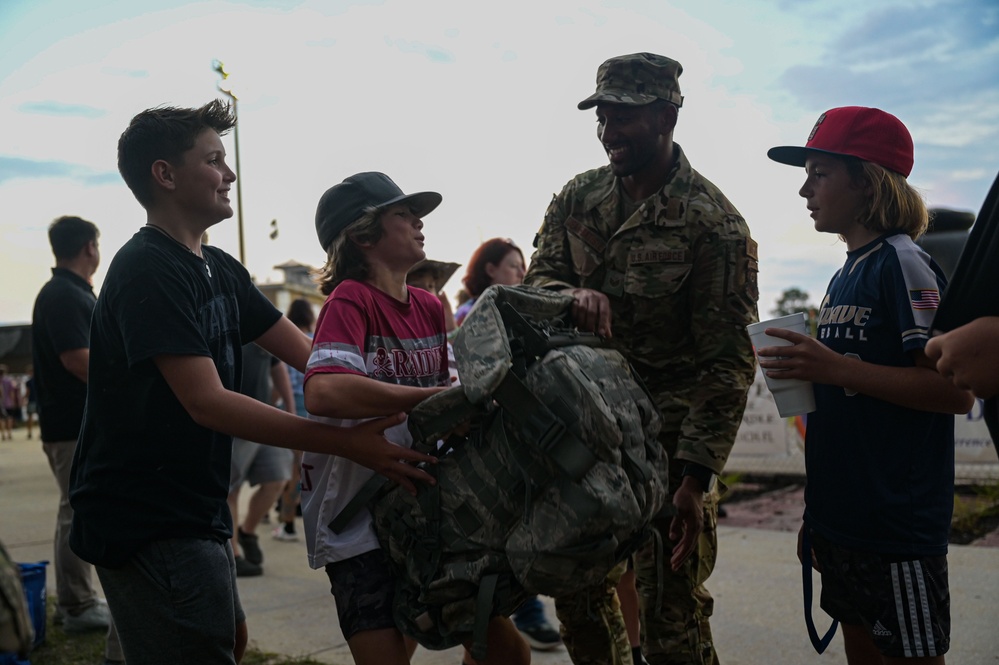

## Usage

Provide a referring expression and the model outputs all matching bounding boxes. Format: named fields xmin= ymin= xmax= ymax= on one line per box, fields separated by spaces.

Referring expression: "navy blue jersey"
xmin=804 ymin=232 xmax=955 ymax=557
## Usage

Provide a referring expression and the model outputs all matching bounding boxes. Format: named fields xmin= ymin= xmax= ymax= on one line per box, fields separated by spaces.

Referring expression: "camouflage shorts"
xmin=811 ymin=530 xmax=951 ymax=658
xmin=324 ymin=549 xmax=396 ymax=640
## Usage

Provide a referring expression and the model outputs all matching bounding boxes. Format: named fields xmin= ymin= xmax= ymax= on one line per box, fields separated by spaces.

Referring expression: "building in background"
xmin=1 ymin=260 xmax=323 ymax=375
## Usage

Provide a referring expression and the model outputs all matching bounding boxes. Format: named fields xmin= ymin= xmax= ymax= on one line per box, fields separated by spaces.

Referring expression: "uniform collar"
xmin=583 ymin=144 xmax=694 ymax=228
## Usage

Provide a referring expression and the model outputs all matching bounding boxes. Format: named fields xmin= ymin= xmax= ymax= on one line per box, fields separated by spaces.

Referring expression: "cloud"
xmin=384 ymin=37 xmax=456 ymax=63
xmin=100 ymin=66 xmax=148 ymax=78
xmin=774 ymin=0 xmax=999 ymax=211
xmin=780 ymin=1 xmax=999 ymax=109
xmin=0 ymin=156 xmax=117 ymax=185
xmin=17 ymin=101 xmax=107 ymax=118
xmin=834 ymin=1 xmax=999 ymax=63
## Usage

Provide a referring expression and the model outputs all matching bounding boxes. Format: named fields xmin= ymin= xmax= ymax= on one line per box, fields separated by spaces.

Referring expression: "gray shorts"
xmin=96 ymin=538 xmax=245 ymax=664
xmin=229 ymin=438 xmax=293 ymax=492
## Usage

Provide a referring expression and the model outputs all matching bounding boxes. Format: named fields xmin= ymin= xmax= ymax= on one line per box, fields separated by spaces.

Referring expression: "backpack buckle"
xmin=535 ymin=417 xmax=567 ymax=454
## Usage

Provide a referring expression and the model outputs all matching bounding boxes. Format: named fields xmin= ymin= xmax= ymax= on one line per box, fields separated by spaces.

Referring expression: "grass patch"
xmin=950 ymin=482 xmax=999 ymax=544
xmin=24 ymin=598 xmax=337 ymax=665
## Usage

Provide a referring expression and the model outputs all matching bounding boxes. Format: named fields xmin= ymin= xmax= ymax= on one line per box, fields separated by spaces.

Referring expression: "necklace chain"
xmin=146 ymin=224 xmax=212 ymax=278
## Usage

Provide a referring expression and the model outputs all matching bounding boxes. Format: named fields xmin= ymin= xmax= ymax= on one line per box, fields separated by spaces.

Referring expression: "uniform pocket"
xmin=566 ymin=217 xmax=605 ymax=279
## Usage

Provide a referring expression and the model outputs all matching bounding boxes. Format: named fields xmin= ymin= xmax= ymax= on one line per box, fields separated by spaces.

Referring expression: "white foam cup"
xmin=746 ymin=312 xmax=817 ymax=417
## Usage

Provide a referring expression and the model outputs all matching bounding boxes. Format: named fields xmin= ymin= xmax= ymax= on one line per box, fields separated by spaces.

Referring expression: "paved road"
xmin=3 ymin=428 xmax=997 ymax=663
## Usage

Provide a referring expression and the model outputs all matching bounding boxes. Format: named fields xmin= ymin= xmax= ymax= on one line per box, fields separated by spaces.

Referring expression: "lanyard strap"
xmin=802 ymin=526 xmax=839 ymax=654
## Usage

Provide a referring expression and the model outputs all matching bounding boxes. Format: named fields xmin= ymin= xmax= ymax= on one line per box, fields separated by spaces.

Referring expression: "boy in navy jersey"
xmin=301 ymin=172 xmax=529 ymax=665
xmin=762 ymin=107 xmax=974 ymax=663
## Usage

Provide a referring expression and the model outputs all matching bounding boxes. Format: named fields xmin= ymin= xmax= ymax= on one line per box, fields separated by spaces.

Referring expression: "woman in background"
xmin=272 ymin=298 xmax=316 ymax=542
xmin=453 ymin=238 xmax=526 ymax=327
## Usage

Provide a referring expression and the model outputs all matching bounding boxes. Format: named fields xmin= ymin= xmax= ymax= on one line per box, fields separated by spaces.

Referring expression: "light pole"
xmin=212 ymin=59 xmax=246 ymax=265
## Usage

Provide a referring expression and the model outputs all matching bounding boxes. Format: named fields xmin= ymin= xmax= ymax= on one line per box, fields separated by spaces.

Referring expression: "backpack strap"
xmin=469 ymin=573 xmax=499 ymax=662
xmin=801 ymin=526 xmax=839 ymax=653
xmin=328 ymin=474 xmax=390 ymax=534
xmin=492 ymin=370 xmax=597 ymax=482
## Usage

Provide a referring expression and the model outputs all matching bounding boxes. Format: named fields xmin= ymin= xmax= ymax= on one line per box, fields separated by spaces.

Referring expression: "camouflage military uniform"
xmin=525 ymin=147 xmax=758 ymax=665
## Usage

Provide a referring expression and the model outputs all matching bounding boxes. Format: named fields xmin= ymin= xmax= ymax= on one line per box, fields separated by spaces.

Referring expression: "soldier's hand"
xmin=564 ymin=288 xmax=613 ymax=339
xmin=669 ymin=478 xmax=704 ymax=570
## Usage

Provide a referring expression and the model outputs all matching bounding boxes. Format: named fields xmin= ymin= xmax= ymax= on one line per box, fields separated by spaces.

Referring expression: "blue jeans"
xmin=96 ymin=538 xmax=244 ymax=664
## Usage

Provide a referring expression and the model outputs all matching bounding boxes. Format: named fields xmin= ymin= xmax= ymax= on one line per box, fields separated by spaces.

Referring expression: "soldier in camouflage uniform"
xmin=524 ymin=52 xmax=759 ymax=665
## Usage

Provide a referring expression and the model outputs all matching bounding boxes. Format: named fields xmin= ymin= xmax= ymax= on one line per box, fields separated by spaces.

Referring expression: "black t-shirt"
xmin=31 ymin=268 xmax=96 ymax=442
xmin=69 ymin=228 xmax=280 ymax=567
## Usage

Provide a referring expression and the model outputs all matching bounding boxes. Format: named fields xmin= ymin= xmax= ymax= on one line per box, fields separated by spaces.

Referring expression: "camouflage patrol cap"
xmin=577 ymin=53 xmax=684 ymax=110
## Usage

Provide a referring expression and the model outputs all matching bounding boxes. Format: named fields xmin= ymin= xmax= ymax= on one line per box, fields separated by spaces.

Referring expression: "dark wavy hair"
xmin=286 ymin=298 xmax=316 ymax=331
xmin=117 ymin=99 xmax=236 ymax=208
xmin=461 ymin=238 xmax=523 ymax=298
xmin=48 ymin=215 xmax=99 ymax=260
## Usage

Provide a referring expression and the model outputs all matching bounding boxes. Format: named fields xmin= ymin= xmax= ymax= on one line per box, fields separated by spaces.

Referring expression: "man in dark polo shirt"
xmin=32 ymin=215 xmax=121 ymax=660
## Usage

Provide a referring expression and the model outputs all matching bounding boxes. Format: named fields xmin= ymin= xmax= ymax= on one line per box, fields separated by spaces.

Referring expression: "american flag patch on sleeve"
xmin=909 ymin=289 xmax=940 ymax=310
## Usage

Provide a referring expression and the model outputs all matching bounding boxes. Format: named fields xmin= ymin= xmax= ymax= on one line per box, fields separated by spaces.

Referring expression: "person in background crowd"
xmin=227 ymin=342 xmax=297 ymax=576
xmin=272 ymin=298 xmax=317 ymax=543
xmin=0 ymin=365 xmax=19 ymax=441
xmin=407 ymin=259 xmax=461 ymax=383
xmin=24 ymin=367 xmax=37 ymax=440
xmin=453 ymin=238 xmax=527 ymax=328
xmin=30 ymin=215 xmax=124 ymax=664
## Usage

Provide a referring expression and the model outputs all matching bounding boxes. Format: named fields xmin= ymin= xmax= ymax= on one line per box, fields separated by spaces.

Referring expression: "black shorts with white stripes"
xmin=811 ymin=530 xmax=951 ymax=658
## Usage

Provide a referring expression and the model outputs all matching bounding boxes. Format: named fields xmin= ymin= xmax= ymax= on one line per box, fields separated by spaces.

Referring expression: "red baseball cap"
xmin=767 ymin=106 xmax=914 ymax=177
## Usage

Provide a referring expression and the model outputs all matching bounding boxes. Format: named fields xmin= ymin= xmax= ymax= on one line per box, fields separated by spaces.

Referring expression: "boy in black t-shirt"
xmin=68 ymin=100 xmax=437 ymax=665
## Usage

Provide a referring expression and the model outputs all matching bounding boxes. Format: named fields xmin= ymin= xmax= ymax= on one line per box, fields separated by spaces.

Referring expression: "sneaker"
xmin=64 ymin=602 xmax=111 ymax=634
xmin=234 ymin=555 xmax=263 ymax=577
xmin=238 ymin=528 xmax=263 ymax=565
xmin=272 ymin=524 xmax=299 ymax=542
xmin=518 ymin=621 xmax=562 ymax=651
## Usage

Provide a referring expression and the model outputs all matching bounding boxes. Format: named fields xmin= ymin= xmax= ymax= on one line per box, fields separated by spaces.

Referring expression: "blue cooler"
xmin=17 ymin=562 xmax=48 ymax=648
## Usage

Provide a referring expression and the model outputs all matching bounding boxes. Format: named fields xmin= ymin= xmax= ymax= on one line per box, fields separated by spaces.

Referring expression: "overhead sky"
xmin=1 ymin=0 xmax=997 ymax=324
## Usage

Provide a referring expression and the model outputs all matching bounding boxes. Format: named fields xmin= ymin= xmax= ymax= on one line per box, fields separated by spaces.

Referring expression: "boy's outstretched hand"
xmin=345 ymin=413 xmax=438 ymax=496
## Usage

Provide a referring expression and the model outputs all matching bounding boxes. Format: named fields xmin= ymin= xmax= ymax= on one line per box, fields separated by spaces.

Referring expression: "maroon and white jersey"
xmin=302 ymin=280 xmax=448 ymax=568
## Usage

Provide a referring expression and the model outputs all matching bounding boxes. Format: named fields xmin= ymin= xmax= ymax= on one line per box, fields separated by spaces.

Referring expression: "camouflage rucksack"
xmin=330 ymin=285 xmax=668 ymax=659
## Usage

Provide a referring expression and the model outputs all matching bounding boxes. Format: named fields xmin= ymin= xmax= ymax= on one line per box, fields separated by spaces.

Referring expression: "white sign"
xmin=726 ymin=369 xmax=998 ymax=481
